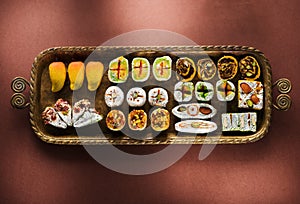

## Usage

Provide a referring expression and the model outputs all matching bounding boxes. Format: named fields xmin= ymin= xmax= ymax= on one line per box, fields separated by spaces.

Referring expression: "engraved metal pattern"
xmin=273 ymin=78 xmax=292 ymax=94
xmin=11 ymin=93 xmax=29 ymax=109
xmin=11 ymin=77 xmax=29 ymax=93
xmin=26 ymin=46 xmax=273 ymax=145
xmin=273 ymin=94 xmax=291 ymax=111
xmin=11 ymin=77 xmax=30 ymax=109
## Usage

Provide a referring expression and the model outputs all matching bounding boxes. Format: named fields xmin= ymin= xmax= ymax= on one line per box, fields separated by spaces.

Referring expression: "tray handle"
xmin=11 ymin=77 xmax=30 ymax=109
xmin=272 ymin=78 xmax=292 ymax=111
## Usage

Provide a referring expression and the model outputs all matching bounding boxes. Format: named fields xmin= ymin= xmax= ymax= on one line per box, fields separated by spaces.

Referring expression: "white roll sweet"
xmin=126 ymin=87 xmax=146 ymax=107
xmin=105 ymin=86 xmax=124 ymax=107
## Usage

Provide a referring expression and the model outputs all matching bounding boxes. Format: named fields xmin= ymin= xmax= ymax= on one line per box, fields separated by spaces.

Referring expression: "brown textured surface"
xmin=0 ymin=0 xmax=299 ymax=203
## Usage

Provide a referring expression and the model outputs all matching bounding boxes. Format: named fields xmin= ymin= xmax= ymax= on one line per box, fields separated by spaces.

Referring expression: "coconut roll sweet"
xmin=148 ymin=87 xmax=168 ymax=107
xmin=174 ymin=81 xmax=194 ymax=102
xmin=216 ymin=80 xmax=236 ymax=101
xmin=195 ymin=82 xmax=214 ymax=101
xmin=126 ymin=87 xmax=146 ymax=107
xmin=105 ymin=86 xmax=124 ymax=107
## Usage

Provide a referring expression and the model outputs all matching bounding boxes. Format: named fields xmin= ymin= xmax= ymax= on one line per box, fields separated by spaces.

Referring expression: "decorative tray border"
xmin=11 ymin=46 xmax=292 ymax=145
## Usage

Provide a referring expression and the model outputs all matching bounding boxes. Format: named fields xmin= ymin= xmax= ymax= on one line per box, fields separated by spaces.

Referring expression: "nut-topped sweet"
xmin=239 ymin=56 xmax=260 ymax=80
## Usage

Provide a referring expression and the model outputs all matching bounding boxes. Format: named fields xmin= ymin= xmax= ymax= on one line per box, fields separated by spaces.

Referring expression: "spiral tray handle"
xmin=11 ymin=77 xmax=30 ymax=109
xmin=273 ymin=78 xmax=292 ymax=94
xmin=273 ymin=78 xmax=292 ymax=111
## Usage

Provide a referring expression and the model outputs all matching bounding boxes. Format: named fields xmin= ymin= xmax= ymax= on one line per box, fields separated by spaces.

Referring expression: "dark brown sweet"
xmin=175 ymin=57 xmax=196 ymax=82
xmin=217 ymin=56 xmax=238 ymax=80
xmin=199 ymin=107 xmax=212 ymax=115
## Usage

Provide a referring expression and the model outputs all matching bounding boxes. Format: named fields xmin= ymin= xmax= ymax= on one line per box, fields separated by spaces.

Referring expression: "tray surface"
xmin=27 ymin=46 xmax=272 ymax=144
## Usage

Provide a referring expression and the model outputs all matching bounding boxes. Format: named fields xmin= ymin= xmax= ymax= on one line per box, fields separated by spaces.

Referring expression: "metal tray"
xmin=11 ymin=46 xmax=292 ymax=145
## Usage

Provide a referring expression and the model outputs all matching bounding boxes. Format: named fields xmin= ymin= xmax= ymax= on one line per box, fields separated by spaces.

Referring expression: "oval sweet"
xmin=131 ymin=57 xmax=150 ymax=82
xmin=153 ymin=56 xmax=172 ymax=81
xmin=108 ymin=56 xmax=129 ymax=83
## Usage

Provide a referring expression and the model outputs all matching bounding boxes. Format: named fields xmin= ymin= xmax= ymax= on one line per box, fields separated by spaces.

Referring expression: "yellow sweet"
xmin=49 ymin=62 xmax=66 ymax=92
xmin=86 ymin=61 xmax=104 ymax=91
xmin=68 ymin=61 xmax=85 ymax=90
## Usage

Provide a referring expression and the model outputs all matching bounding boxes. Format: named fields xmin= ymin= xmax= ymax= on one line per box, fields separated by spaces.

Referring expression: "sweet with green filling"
xmin=131 ymin=57 xmax=150 ymax=82
xmin=239 ymin=56 xmax=260 ymax=80
xmin=174 ymin=81 xmax=194 ymax=102
xmin=153 ymin=56 xmax=172 ymax=81
xmin=108 ymin=56 xmax=129 ymax=83
xmin=195 ymin=81 xmax=214 ymax=101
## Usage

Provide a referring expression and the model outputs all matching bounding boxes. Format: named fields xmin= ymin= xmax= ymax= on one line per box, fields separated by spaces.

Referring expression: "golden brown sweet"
xmin=49 ymin=62 xmax=66 ymax=92
xmin=68 ymin=61 xmax=85 ymax=90
xmin=151 ymin=108 xmax=170 ymax=131
xmin=128 ymin=109 xmax=147 ymax=130
xmin=86 ymin=61 xmax=104 ymax=91
xmin=197 ymin=58 xmax=216 ymax=80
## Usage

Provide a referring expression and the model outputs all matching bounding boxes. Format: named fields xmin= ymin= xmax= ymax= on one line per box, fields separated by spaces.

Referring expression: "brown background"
xmin=0 ymin=0 xmax=299 ymax=203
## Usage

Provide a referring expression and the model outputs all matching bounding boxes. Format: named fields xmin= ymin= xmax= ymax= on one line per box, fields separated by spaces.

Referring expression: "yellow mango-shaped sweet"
xmin=86 ymin=61 xmax=104 ymax=91
xmin=49 ymin=62 xmax=66 ymax=92
xmin=68 ymin=62 xmax=85 ymax=90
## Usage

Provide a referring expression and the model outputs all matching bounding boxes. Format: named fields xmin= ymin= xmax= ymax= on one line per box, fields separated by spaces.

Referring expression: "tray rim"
xmin=29 ymin=45 xmax=272 ymax=145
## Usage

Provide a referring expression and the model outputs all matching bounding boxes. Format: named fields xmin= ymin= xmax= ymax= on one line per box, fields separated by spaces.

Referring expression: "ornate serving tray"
xmin=11 ymin=46 xmax=292 ymax=145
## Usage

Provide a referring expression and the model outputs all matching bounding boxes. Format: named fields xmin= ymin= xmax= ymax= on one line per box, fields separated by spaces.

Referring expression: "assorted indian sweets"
xmin=44 ymin=53 xmax=263 ymax=136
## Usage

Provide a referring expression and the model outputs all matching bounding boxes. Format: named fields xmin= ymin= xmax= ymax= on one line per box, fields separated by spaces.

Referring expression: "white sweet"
xmin=126 ymin=87 xmax=146 ymax=107
xmin=148 ymin=88 xmax=168 ymax=107
xmin=105 ymin=86 xmax=124 ymax=107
